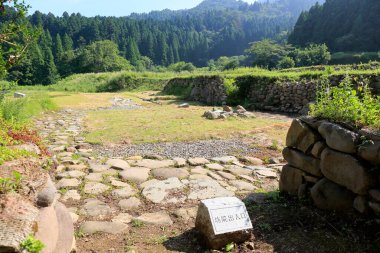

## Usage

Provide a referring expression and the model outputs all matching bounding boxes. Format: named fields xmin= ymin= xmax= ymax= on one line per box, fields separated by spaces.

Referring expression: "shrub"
xmin=277 ymin=56 xmax=295 ymax=69
xmin=20 ymin=235 xmax=45 ymax=253
xmin=310 ymin=75 xmax=380 ymax=130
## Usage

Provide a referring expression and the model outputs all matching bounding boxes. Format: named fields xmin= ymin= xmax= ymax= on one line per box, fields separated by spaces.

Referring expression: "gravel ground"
xmin=93 ymin=139 xmax=258 ymax=159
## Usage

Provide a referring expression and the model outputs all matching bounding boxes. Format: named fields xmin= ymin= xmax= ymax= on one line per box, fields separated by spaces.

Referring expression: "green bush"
xmin=224 ymin=78 xmax=240 ymax=105
xmin=162 ymin=80 xmax=193 ymax=98
xmin=310 ymin=76 xmax=380 ymax=130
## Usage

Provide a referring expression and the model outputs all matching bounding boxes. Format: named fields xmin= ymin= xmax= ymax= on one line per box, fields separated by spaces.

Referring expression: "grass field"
xmin=82 ymin=93 xmax=291 ymax=144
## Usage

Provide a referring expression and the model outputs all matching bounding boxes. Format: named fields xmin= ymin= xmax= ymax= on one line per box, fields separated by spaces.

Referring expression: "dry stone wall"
xmin=163 ymin=76 xmax=227 ymax=105
xmin=165 ymin=73 xmax=380 ymax=113
xmin=236 ymin=74 xmax=380 ymax=114
xmin=280 ymin=117 xmax=380 ymax=216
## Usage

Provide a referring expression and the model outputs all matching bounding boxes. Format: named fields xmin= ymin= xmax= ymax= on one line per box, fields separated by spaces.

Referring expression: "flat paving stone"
xmin=120 ymin=168 xmax=150 ymax=183
xmin=230 ymin=180 xmax=257 ymax=191
xmin=111 ymin=180 xmax=131 ymax=188
xmin=83 ymin=182 xmax=110 ymax=195
xmin=135 ymin=211 xmax=173 ymax=226
xmin=142 ymin=177 xmax=184 ymax=204
xmin=188 ymin=158 xmax=210 ymax=166
xmin=239 ymin=174 xmax=256 ymax=183
xmin=189 ymin=174 xmax=213 ymax=180
xmin=207 ymin=171 xmax=224 ymax=181
xmin=132 ymin=159 xmax=175 ymax=169
xmin=89 ymin=164 xmax=110 ymax=173
xmin=56 ymin=170 xmax=86 ymax=179
xmin=242 ymin=157 xmax=264 ymax=165
xmin=106 ymin=159 xmax=130 ymax=170
xmin=211 ymin=156 xmax=238 ymax=164
xmin=216 ymin=171 xmax=237 ymax=180
xmin=151 ymin=168 xmax=189 ymax=179
xmin=81 ymin=221 xmax=128 ymax=235
xmin=112 ymin=213 xmax=133 ymax=224
xmin=173 ymin=157 xmax=187 ymax=167
xmin=112 ymin=186 xmax=137 ymax=199
xmin=190 ymin=167 xmax=209 ymax=175
xmin=188 ymin=178 xmax=234 ymax=200
xmin=79 ymin=199 xmax=112 ymax=217
xmin=61 ymin=190 xmax=81 ymax=202
xmin=66 ymin=164 xmax=87 ymax=171
xmin=205 ymin=163 xmax=224 ymax=171
xmin=118 ymin=197 xmax=141 ymax=210
xmin=255 ymin=169 xmax=278 ymax=178
xmin=225 ymin=166 xmax=253 ymax=176
xmin=85 ymin=173 xmax=104 ymax=182
xmin=56 ymin=178 xmax=80 ymax=189
xmin=139 ymin=179 xmax=159 ymax=189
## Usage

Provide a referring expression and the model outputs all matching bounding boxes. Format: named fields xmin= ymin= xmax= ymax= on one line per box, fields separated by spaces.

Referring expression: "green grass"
xmin=0 ymin=92 xmax=57 ymax=122
xmin=0 ymin=146 xmax=34 ymax=165
xmin=16 ymin=64 xmax=380 ymax=97
xmin=84 ymin=96 xmax=290 ymax=144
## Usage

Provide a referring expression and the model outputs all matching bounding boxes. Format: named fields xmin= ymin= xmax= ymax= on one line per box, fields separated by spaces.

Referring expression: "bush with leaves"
xmin=310 ymin=76 xmax=380 ymax=130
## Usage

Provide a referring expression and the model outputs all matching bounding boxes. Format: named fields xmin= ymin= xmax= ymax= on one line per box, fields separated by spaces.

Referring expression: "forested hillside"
xmin=289 ymin=0 xmax=380 ymax=52
xmin=0 ymin=0 xmax=322 ymax=85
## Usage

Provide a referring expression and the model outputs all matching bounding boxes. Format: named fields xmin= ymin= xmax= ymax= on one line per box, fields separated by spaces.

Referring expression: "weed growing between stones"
xmin=20 ymin=235 xmax=45 ymax=253
xmin=0 ymin=171 xmax=23 ymax=194
xmin=131 ymin=219 xmax=145 ymax=228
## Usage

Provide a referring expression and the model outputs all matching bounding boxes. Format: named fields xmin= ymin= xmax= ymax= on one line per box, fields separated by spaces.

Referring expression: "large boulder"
xmin=286 ymin=119 xmax=321 ymax=153
xmin=282 ymin=148 xmax=322 ymax=177
xmin=37 ymin=177 xmax=57 ymax=207
xmin=358 ymin=140 xmax=380 ymax=165
xmin=0 ymin=193 xmax=39 ymax=252
xmin=279 ymin=165 xmax=304 ymax=196
xmin=321 ymin=148 xmax=376 ymax=194
xmin=311 ymin=178 xmax=355 ymax=211
xmin=35 ymin=207 xmax=59 ymax=253
xmin=318 ymin=122 xmax=359 ymax=154
xmin=53 ymin=203 xmax=75 ymax=253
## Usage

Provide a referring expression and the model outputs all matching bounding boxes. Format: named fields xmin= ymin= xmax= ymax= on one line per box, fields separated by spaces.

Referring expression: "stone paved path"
xmin=34 ymin=109 xmax=283 ymax=251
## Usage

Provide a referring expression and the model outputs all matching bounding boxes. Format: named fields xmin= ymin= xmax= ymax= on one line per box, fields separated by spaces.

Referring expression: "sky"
xmin=26 ymin=0 xmax=256 ymax=17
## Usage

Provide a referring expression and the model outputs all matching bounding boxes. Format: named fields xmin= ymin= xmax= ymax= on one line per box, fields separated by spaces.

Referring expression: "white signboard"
xmin=202 ymin=197 xmax=253 ymax=235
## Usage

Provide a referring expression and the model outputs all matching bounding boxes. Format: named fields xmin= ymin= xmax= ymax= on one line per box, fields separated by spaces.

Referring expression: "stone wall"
xmin=236 ymin=74 xmax=380 ymax=114
xmin=280 ymin=117 xmax=380 ymax=216
xmin=163 ymin=76 xmax=227 ymax=105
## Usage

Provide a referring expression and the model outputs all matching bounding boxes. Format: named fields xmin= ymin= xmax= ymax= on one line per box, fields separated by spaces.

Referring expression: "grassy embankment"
xmin=0 ymin=92 xmax=57 ymax=164
xmin=11 ymin=63 xmax=380 ymax=146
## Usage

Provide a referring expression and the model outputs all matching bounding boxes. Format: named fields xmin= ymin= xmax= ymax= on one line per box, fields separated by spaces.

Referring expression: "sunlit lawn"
xmin=82 ymin=94 xmax=291 ymax=144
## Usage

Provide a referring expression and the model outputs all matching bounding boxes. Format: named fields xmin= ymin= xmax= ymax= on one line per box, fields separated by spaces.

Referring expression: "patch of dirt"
xmin=0 ymin=158 xmax=48 ymax=202
xmin=76 ymin=194 xmax=380 ymax=253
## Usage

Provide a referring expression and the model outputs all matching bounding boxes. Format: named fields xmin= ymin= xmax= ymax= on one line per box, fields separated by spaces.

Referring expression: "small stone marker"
xmin=195 ymin=197 xmax=253 ymax=249
xmin=178 ymin=103 xmax=189 ymax=108
xmin=14 ymin=92 xmax=26 ymax=98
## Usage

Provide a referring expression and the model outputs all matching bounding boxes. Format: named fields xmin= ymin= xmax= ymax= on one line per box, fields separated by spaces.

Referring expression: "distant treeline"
xmin=289 ymin=0 xmax=380 ymax=52
xmin=0 ymin=0 xmax=321 ymax=85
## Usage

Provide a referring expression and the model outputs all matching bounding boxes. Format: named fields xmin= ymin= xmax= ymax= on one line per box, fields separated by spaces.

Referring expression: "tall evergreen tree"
xmin=125 ymin=38 xmax=141 ymax=66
